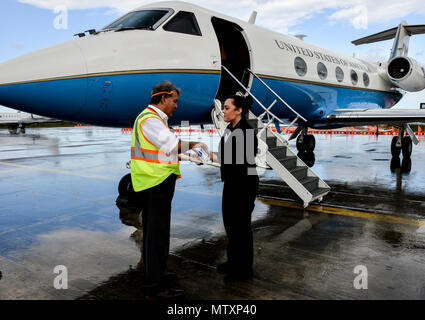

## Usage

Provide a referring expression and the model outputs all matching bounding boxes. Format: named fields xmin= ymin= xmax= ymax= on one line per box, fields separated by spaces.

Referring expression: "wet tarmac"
xmin=0 ymin=127 xmax=424 ymax=300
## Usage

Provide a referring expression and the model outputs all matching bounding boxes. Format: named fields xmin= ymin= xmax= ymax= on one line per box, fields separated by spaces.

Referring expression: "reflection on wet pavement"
xmin=1 ymin=127 xmax=425 ymax=299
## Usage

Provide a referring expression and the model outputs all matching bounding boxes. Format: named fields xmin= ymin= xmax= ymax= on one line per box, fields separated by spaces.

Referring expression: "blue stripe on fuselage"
xmin=0 ymin=72 xmax=402 ymax=129
xmin=0 ymin=72 xmax=221 ymax=127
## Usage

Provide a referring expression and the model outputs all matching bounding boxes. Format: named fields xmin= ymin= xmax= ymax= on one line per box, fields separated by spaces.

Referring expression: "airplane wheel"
xmin=401 ymin=157 xmax=411 ymax=174
xmin=297 ymin=150 xmax=315 ymax=167
xmin=391 ymin=136 xmax=401 ymax=157
xmin=304 ymin=135 xmax=316 ymax=152
xmin=296 ymin=135 xmax=304 ymax=152
xmin=118 ymin=173 xmax=135 ymax=197
xmin=390 ymin=156 xmax=400 ymax=173
xmin=8 ymin=125 xmax=18 ymax=135
xmin=296 ymin=134 xmax=315 ymax=152
xmin=401 ymin=136 xmax=412 ymax=158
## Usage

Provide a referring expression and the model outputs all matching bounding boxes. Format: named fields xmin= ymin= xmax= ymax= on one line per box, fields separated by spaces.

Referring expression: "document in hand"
xmin=193 ymin=146 xmax=210 ymax=162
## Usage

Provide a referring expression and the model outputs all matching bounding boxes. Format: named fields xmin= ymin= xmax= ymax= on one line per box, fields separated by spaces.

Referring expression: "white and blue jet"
xmin=0 ymin=1 xmax=424 ymax=156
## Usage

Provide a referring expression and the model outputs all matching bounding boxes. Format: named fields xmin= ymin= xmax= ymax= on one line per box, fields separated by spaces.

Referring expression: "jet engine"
xmin=387 ymin=56 xmax=425 ymax=92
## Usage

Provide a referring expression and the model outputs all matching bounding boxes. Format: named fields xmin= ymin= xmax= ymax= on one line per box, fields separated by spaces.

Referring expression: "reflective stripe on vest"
xmin=130 ymin=147 xmax=179 ymax=164
xmin=130 ymin=108 xmax=181 ymax=192
xmin=131 ymin=111 xmax=178 ymax=164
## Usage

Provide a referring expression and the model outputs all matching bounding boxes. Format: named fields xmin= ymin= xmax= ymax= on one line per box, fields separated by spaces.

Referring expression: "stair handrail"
xmin=222 ymin=66 xmax=288 ymax=129
xmin=245 ymin=68 xmax=307 ymax=123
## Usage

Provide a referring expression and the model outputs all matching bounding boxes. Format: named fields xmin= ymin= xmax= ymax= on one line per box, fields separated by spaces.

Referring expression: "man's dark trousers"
xmin=138 ymin=174 xmax=176 ymax=294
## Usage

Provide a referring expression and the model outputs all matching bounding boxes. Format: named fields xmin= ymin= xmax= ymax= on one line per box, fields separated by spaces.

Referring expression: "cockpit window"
xmin=102 ymin=9 xmax=173 ymax=31
xmin=163 ymin=11 xmax=202 ymax=36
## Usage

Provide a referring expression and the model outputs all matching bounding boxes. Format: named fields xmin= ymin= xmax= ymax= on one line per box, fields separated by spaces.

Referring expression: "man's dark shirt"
xmin=218 ymin=117 xmax=258 ymax=182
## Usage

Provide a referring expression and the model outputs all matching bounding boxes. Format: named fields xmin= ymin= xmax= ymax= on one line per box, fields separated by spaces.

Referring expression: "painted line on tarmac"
xmin=259 ymin=197 xmax=425 ymax=227
xmin=0 ymin=161 xmax=115 ymax=181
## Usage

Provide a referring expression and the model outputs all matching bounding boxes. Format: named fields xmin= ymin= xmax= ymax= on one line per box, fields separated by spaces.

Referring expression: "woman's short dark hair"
xmin=227 ymin=92 xmax=253 ymax=117
xmin=150 ymin=81 xmax=181 ymax=105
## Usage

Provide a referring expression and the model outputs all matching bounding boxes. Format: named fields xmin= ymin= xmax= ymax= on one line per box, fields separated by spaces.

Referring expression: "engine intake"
xmin=387 ymin=57 xmax=425 ymax=92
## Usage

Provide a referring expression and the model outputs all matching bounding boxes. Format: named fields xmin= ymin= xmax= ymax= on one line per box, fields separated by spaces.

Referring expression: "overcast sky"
xmin=0 ymin=0 xmax=424 ymax=112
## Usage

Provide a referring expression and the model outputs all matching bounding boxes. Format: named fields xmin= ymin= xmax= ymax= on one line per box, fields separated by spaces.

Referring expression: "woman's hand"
xmin=210 ymin=152 xmax=218 ymax=162
xmin=192 ymin=142 xmax=209 ymax=154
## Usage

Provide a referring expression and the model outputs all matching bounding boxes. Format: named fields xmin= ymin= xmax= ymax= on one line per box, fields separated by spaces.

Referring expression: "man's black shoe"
xmin=161 ymin=272 xmax=177 ymax=286
xmin=145 ymin=288 xmax=185 ymax=300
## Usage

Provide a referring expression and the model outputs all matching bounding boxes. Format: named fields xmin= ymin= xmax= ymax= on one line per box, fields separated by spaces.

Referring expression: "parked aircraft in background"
xmin=0 ymin=112 xmax=62 ymax=134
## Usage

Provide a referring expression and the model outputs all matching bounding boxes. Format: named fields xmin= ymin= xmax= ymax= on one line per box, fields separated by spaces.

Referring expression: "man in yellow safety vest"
xmin=131 ymin=81 xmax=208 ymax=299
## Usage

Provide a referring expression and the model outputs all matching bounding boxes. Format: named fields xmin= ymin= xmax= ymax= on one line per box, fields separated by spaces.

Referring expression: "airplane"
xmin=0 ymin=1 xmax=424 ymax=203
xmin=0 ymin=112 xmax=63 ymax=134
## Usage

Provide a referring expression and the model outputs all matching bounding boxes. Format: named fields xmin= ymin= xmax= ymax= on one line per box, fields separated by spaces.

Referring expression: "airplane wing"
xmin=327 ymin=109 xmax=425 ymax=126
xmin=0 ymin=118 xmax=64 ymax=126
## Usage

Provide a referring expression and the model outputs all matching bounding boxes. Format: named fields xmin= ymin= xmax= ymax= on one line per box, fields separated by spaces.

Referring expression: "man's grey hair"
xmin=150 ymin=81 xmax=181 ymax=104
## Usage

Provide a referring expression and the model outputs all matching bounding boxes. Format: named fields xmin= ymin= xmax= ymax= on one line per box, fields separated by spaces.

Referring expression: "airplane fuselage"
xmin=0 ymin=1 xmax=403 ymax=129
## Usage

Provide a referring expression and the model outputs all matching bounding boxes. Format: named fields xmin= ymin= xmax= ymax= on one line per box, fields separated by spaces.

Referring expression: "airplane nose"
xmin=0 ymin=40 xmax=87 ymax=120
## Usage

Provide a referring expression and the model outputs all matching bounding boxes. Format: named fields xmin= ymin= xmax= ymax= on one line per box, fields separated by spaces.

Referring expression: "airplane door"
xmin=211 ymin=17 xmax=253 ymax=101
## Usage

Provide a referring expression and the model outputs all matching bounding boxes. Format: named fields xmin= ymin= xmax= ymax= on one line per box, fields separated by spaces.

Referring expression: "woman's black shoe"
xmin=216 ymin=262 xmax=232 ymax=274
xmin=161 ymin=272 xmax=177 ymax=287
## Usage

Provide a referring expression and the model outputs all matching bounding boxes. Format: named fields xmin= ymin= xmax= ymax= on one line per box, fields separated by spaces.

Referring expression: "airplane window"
xmin=335 ymin=67 xmax=344 ymax=82
xmin=294 ymin=57 xmax=307 ymax=77
xmin=102 ymin=10 xmax=171 ymax=31
xmin=163 ymin=11 xmax=202 ymax=36
xmin=363 ymin=73 xmax=370 ymax=87
xmin=317 ymin=62 xmax=328 ymax=80
xmin=350 ymin=70 xmax=358 ymax=85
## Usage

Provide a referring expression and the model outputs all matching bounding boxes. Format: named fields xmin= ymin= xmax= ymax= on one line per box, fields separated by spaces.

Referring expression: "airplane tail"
xmin=352 ymin=21 xmax=425 ymax=60
xmin=352 ymin=21 xmax=425 ymax=92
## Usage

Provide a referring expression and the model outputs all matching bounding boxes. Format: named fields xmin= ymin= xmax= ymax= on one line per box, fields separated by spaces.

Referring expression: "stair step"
xmin=278 ymin=156 xmax=298 ymax=170
xmin=289 ymin=166 xmax=308 ymax=180
xmin=266 ymin=137 xmax=277 ymax=148
xmin=268 ymin=146 xmax=287 ymax=159
xmin=311 ymin=187 xmax=331 ymax=198
xmin=299 ymin=176 xmax=319 ymax=192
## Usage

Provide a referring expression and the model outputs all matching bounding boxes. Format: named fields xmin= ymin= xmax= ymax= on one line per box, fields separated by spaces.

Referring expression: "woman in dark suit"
xmin=211 ymin=93 xmax=259 ymax=282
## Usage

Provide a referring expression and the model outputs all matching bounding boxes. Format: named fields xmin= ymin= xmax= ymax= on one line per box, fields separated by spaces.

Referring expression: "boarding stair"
xmin=212 ymin=66 xmax=330 ymax=207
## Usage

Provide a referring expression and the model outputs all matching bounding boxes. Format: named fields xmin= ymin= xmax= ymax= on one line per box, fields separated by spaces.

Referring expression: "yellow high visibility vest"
xmin=130 ymin=107 xmax=180 ymax=192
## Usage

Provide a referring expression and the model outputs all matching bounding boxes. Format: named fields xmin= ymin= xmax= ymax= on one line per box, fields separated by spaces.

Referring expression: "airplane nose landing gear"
xmin=390 ymin=126 xmax=413 ymax=175
xmin=296 ymin=133 xmax=316 ymax=153
xmin=391 ymin=136 xmax=412 ymax=157
xmin=401 ymin=136 xmax=412 ymax=157
xmin=401 ymin=156 xmax=412 ymax=173
xmin=391 ymin=136 xmax=401 ymax=157
xmin=297 ymin=150 xmax=315 ymax=167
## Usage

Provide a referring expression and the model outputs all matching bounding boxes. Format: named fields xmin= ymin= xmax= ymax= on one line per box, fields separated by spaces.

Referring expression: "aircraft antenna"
xmin=295 ymin=34 xmax=307 ymax=41
xmin=248 ymin=11 xmax=257 ymax=24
